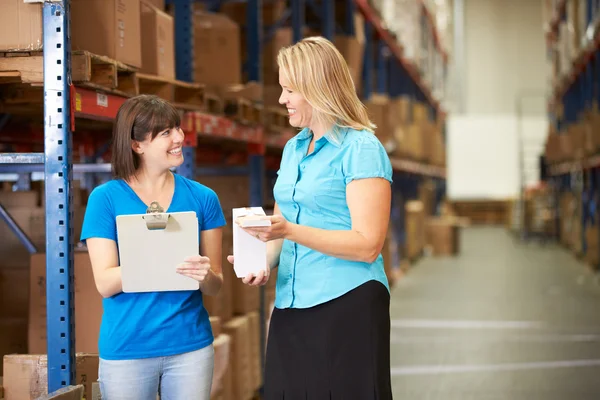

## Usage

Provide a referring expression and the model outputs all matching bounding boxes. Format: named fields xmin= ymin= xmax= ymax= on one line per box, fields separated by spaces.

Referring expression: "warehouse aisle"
xmin=389 ymin=227 xmax=600 ymax=400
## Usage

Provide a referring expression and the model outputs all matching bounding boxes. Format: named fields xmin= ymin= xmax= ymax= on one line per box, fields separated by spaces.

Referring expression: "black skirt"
xmin=264 ymin=280 xmax=393 ymax=400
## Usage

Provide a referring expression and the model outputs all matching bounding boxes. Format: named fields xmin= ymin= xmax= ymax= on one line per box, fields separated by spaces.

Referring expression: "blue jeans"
xmin=99 ymin=345 xmax=214 ymax=400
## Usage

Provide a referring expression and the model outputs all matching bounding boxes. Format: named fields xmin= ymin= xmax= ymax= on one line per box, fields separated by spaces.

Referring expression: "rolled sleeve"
xmin=342 ymin=134 xmax=393 ymax=185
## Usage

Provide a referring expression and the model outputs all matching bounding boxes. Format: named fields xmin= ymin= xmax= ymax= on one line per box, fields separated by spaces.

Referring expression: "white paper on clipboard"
xmin=232 ymin=207 xmax=270 ymax=278
xmin=116 ymin=204 xmax=200 ymax=293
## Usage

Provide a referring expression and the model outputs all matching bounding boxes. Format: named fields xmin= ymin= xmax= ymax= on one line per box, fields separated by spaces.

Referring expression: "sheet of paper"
xmin=232 ymin=207 xmax=269 ymax=278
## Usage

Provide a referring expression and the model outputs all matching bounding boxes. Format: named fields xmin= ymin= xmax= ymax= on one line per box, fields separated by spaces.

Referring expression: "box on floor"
xmin=211 ymin=334 xmax=232 ymax=400
xmin=426 ymin=217 xmax=464 ymax=256
xmin=405 ymin=201 xmax=426 ymax=259
xmin=28 ymin=252 xmax=103 ymax=355
xmin=2 ymin=353 xmax=98 ymax=400
xmin=222 ymin=316 xmax=254 ymax=400
xmin=0 ymin=318 xmax=28 ymax=376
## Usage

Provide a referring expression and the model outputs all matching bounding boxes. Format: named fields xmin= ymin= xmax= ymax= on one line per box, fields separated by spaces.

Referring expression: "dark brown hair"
xmin=111 ymin=95 xmax=181 ymax=180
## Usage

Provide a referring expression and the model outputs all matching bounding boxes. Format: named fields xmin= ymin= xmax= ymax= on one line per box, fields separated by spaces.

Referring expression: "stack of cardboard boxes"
xmin=364 ymin=94 xmax=447 ymax=165
xmin=403 ymin=183 xmax=465 ymax=264
xmin=545 ymin=107 xmax=600 ymax=165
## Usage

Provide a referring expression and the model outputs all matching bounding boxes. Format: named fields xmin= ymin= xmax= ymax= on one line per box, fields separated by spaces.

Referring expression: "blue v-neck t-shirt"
xmin=80 ymin=173 xmax=226 ymax=360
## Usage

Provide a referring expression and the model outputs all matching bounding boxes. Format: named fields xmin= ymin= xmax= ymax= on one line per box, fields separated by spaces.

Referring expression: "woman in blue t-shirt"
xmin=229 ymin=37 xmax=394 ymax=399
xmin=80 ymin=95 xmax=226 ymax=399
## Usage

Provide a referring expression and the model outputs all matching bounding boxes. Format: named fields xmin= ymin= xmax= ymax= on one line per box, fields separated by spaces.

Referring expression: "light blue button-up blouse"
xmin=272 ymin=126 xmax=394 ymax=309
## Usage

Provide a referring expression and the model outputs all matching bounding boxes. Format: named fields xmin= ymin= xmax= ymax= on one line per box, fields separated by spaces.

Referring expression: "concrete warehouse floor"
xmin=389 ymin=227 xmax=600 ymax=400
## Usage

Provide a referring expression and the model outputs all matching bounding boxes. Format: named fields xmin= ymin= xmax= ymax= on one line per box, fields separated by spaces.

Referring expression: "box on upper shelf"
xmin=70 ymin=0 xmax=142 ymax=68
xmin=140 ymin=0 xmax=175 ymax=79
xmin=0 ymin=0 xmax=42 ymax=52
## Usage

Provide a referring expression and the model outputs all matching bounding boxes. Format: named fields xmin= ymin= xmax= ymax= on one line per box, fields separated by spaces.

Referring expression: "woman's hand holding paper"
xmin=177 ymin=255 xmax=212 ymax=282
xmin=227 ymin=255 xmax=270 ymax=286
xmin=240 ymin=215 xmax=290 ymax=242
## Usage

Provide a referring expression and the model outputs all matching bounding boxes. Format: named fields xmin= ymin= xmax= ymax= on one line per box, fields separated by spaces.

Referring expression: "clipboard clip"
xmin=143 ymin=201 xmax=169 ymax=230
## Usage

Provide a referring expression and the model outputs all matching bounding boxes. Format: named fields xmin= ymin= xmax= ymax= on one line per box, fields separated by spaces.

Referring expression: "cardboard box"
xmin=0 ymin=267 xmax=29 ymax=319
xmin=412 ymin=102 xmax=429 ymax=122
xmin=203 ymin=214 xmax=235 ymax=323
xmin=222 ymin=316 xmax=252 ymax=400
xmin=406 ymin=125 xmax=424 ymax=161
xmin=261 ymin=28 xmax=293 ymax=85
xmin=141 ymin=1 xmax=175 ymax=79
xmin=0 ymin=191 xmax=38 ymax=208
xmin=71 ymin=0 xmax=142 ymax=68
xmin=209 ymin=316 xmax=222 ymax=337
xmin=0 ymin=318 xmax=28 ymax=376
xmin=28 ymin=252 xmax=103 ymax=355
xmin=0 ymin=207 xmax=86 ymax=269
xmin=365 ymin=94 xmax=395 ymax=152
xmin=221 ymin=0 xmax=285 ymax=26
xmin=405 ymin=201 xmax=425 ymax=259
xmin=427 ymin=218 xmax=461 ymax=256
xmin=334 ymin=35 xmax=364 ymax=91
xmin=145 ymin=0 xmax=164 ymax=9
xmin=2 ymin=353 xmax=98 ymax=400
xmin=0 ymin=208 xmax=45 ymax=269
xmin=247 ymin=311 xmax=262 ymax=391
xmin=0 ymin=0 xmax=43 ymax=52
xmin=193 ymin=11 xmax=241 ymax=85
xmin=232 ymin=280 xmax=260 ymax=315
xmin=264 ymin=85 xmax=282 ymax=108
xmin=211 ymin=334 xmax=231 ymax=399
xmin=40 ymin=385 xmax=84 ymax=400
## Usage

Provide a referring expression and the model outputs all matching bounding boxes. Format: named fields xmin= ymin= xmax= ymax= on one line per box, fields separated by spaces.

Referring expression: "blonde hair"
xmin=276 ymin=36 xmax=375 ymax=135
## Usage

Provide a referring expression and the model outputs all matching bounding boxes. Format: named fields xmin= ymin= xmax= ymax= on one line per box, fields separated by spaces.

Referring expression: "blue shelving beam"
xmin=292 ymin=0 xmax=305 ymax=43
xmin=43 ymin=0 xmax=76 ymax=392
xmin=321 ymin=0 xmax=334 ymax=40
xmin=345 ymin=0 xmax=356 ymax=36
xmin=247 ymin=0 xmax=263 ymax=84
xmin=174 ymin=0 xmax=196 ymax=179
xmin=376 ymin=40 xmax=388 ymax=94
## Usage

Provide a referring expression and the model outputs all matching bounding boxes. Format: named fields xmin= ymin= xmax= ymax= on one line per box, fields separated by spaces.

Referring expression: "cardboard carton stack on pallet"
xmin=364 ymin=95 xmax=447 ymax=165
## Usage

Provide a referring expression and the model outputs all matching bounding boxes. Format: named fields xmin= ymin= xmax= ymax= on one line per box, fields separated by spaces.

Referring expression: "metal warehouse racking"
xmin=0 ymin=0 xmax=448 ymax=394
xmin=544 ymin=0 xmax=600 ymax=262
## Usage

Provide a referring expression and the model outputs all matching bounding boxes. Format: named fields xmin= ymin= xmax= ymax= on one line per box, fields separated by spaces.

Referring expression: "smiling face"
xmin=279 ymin=70 xmax=314 ymax=129
xmin=132 ymin=126 xmax=185 ymax=171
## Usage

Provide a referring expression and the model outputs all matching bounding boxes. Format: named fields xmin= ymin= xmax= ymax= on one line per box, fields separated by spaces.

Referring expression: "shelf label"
xmin=75 ymin=92 xmax=82 ymax=112
xmin=97 ymin=93 xmax=108 ymax=108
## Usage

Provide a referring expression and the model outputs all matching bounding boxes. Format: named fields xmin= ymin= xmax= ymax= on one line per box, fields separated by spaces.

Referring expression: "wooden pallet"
xmin=0 ymin=52 xmax=44 ymax=85
xmin=264 ymin=106 xmax=288 ymax=132
xmin=449 ymin=200 xmax=509 ymax=225
xmin=0 ymin=50 xmax=138 ymax=97
xmin=72 ymin=50 xmax=137 ymax=96
xmin=136 ymin=73 xmax=205 ymax=111
xmin=224 ymin=97 xmax=263 ymax=125
xmin=204 ymin=92 xmax=224 ymax=115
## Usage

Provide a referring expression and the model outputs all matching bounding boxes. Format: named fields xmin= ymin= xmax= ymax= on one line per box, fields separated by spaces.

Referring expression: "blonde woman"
xmin=228 ymin=37 xmax=393 ymax=398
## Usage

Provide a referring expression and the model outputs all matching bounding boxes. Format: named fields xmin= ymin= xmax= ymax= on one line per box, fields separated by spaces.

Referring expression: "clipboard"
xmin=116 ymin=201 xmax=200 ymax=293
